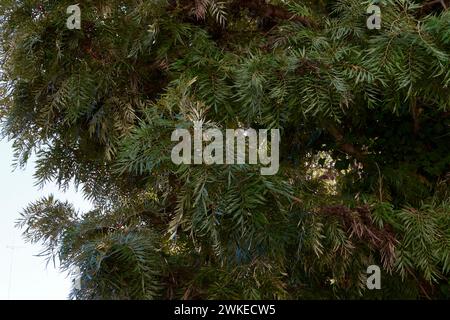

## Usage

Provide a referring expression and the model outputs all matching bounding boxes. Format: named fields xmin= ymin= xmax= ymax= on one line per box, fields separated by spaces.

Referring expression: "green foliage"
xmin=1 ymin=0 xmax=449 ymax=299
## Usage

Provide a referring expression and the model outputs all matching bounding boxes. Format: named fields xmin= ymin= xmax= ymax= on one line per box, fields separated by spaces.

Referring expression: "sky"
xmin=0 ymin=139 xmax=92 ymax=300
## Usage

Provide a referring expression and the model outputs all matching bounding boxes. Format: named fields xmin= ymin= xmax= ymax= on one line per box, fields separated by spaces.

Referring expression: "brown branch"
xmin=411 ymin=98 xmax=423 ymax=136
xmin=321 ymin=205 xmax=398 ymax=269
xmin=326 ymin=124 xmax=365 ymax=162
xmin=419 ymin=0 xmax=449 ymax=16
xmin=236 ymin=0 xmax=315 ymax=27
xmin=423 ymin=0 xmax=448 ymax=9
xmin=167 ymin=0 xmax=316 ymax=31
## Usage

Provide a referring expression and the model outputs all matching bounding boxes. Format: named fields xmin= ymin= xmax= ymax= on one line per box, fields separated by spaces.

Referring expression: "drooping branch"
xmin=411 ymin=98 xmax=423 ymax=135
xmin=320 ymin=204 xmax=398 ymax=269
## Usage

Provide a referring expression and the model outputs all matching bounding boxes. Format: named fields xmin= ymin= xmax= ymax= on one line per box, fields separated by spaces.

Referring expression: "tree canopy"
xmin=1 ymin=0 xmax=449 ymax=299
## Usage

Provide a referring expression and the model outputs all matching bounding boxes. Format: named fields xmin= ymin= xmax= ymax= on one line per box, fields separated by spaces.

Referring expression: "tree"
xmin=1 ymin=0 xmax=449 ymax=299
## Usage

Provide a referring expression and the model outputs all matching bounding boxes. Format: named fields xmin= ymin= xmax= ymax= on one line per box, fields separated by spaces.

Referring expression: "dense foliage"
xmin=1 ymin=0 xmax=449 ymax=299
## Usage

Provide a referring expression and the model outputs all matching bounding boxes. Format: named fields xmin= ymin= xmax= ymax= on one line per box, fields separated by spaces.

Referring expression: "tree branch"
xmin=327 ymin=124 xmax=365 ymax=162
xmin=424 ymin=0 xmax=448 ymax=9
xmin=235 ymin=0 xmax=314 ymax=27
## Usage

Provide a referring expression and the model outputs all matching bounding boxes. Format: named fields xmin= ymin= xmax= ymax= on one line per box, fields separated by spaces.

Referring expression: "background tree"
xmin=1 ymin=0 xmax=449 ymax=299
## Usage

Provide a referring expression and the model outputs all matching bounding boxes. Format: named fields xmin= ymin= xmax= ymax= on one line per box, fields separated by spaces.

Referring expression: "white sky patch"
xmin=0 ymin=140 xmax=92 ymax=300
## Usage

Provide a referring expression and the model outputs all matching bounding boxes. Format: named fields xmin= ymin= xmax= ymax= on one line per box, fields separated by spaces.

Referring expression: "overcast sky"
xmin=0 ymin=139 xmax=92 ymax=300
